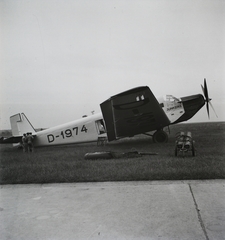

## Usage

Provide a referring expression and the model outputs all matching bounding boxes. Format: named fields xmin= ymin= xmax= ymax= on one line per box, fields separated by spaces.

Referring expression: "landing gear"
xmin=153 ymin=130 xmax=168 ymax=143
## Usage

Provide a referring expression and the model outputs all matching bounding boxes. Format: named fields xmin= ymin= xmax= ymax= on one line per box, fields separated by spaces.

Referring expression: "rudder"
xmin=10 ymin=113 xmax=36 ymax=136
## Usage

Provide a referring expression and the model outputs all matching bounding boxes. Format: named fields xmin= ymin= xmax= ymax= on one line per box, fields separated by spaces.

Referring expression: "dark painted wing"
xmin=0 ymin=136 xmax=22 ymax=144
xmin=100 ymin=86 xmax=170 ymax=141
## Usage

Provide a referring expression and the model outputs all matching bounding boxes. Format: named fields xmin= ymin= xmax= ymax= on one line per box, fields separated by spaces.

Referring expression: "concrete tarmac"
xmin=1 ymin=180 xmax=225 ymax=240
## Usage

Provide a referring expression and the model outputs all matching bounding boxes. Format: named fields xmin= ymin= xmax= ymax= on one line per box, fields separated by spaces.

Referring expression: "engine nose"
xmin=173 ymin=94 xmax=205 ymax=123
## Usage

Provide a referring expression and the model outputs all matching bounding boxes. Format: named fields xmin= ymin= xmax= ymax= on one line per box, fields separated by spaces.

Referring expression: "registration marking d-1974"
xmin=47 ymin=125 xmax=88 ymax=143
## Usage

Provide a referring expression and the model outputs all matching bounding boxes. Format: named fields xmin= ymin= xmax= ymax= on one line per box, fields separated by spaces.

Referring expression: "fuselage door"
xmin=95 ymin=119 xmax=106 ymax=135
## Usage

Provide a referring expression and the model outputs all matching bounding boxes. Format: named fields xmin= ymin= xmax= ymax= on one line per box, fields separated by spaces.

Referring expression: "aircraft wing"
xmin=0 ymin=136 xmax=22 ymax=144
xmin=100 ymin=86 xmax=170 ymax=141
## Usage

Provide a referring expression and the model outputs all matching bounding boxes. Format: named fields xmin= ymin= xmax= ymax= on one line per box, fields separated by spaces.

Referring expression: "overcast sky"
xmin=0 ymin=0 xmax=224 ymax=129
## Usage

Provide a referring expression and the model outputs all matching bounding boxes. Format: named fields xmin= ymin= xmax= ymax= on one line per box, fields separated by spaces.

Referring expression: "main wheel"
xmin=153 ymin=130 xmax=168 ymax=143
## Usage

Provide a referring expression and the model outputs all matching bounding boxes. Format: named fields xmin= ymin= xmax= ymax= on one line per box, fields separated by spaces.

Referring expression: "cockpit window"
xmin=167 ymin=95 xmax=175 ymax=102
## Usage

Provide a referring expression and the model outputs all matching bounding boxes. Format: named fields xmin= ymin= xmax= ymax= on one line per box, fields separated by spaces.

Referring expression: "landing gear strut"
xmin=153 ymin=130 xmax=168 ymax=143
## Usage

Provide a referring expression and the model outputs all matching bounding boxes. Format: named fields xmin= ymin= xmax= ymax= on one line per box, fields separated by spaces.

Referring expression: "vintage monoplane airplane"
xmin=0 ymin=79 xmax=217 ymax=147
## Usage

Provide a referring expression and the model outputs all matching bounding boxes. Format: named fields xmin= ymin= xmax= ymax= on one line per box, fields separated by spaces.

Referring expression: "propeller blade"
xmin=206 ymin=101 xmax=210 ymax=119
xmin=201 ymin=78 xmax=216 ymax=119
xmin=204 ymin=78 xmax=209 ymax=101
xmin=209 ymin=101 xmax=218 ymax=118
xmin=201 ymin=84 xmax=205 ymax=96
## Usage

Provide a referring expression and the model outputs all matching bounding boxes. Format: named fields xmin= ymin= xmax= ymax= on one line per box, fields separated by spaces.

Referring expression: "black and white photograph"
xmin=1 ymin=0 xmax=225 ymax=239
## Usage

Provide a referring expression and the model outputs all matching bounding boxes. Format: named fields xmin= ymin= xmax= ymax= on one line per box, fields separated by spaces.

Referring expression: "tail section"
xmin=10 ymin=113 xmax=36 ymax=136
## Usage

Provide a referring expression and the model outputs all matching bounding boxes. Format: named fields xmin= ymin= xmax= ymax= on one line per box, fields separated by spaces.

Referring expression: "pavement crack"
xmin=188 ymin=184 xmax=209 ymax=240
xmin=87 ymin=224 xmax=102 ymax=239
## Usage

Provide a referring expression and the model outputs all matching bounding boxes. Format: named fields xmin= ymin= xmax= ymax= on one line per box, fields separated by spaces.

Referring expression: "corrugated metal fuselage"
xmin=172 ymin=94 xmax=205 ymax=124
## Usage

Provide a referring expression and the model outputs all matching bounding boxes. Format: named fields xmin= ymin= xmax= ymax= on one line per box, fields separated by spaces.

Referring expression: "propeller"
xmin=201 ymin=78 xmax=218 ymax=118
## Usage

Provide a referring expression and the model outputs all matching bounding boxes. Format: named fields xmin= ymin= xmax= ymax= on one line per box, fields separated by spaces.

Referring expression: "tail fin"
xmin=10 ymin=113 xmax=36 ymax=136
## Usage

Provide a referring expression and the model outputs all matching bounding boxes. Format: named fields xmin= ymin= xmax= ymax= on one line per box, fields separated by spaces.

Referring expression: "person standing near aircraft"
xmin=98 ymin=120 xmax=106 ymax=134
xmin=22 ymin=133 xmax=28 ymax=152
xmin=27 ymin=132 xmax=34 ymax=152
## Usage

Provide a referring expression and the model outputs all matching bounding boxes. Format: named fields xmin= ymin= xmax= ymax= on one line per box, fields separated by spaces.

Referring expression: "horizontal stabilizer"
xmin=0 ymin=136 xmax=22 ymax=144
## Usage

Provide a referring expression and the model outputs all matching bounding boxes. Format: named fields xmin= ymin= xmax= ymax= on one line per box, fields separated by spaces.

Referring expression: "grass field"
xmin=0 ymin=122 xmax=224 ymax=184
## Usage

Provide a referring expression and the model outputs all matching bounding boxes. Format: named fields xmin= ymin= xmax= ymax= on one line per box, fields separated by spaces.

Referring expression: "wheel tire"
xmin=153 ymin=130 xmax=168 ymax=143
